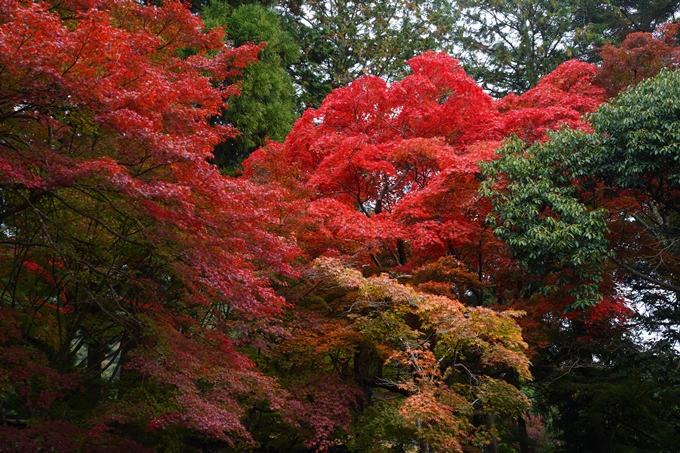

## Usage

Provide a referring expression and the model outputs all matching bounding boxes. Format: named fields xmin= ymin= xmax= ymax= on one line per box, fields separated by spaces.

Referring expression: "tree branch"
xmin=610 ymin=256 xmax=680 ymax=293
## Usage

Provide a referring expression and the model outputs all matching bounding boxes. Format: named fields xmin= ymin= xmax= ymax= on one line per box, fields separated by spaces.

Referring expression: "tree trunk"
xmin=86 ymin=337 xmax=104 ymax=403
xmin=353 ymin=345 xmax=372 ymax=410
xmin=417 ymin=419 xmax=430 ymax=453
xmin=486 ymin=412 xmax=499 ymax=453
xmin=396 ymin=239 xmax=407 ymax=266
xmin=518 ymin=415 xmax=529 ymax=453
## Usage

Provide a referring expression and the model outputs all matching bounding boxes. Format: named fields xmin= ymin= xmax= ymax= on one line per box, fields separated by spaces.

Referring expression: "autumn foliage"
xmin=0 ymin=0 xmax=299 ymax=449
xmin=0 ymin=0 xmax=668 ymax=450
xmin=596 ymin=22 xmax=680 ymax=97
xmin=243 ymin=52 xmax=617 ymax=450
xmin=245 ymin=52 xmax=504 ymax=269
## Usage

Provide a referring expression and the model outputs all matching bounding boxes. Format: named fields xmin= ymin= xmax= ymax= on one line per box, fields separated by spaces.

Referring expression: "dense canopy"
xmin=1 ymin=0 xmax=680 ymax=452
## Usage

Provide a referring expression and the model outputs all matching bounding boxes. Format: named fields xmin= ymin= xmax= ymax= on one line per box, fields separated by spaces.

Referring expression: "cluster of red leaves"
xmin=0 ymin=0 xmax=297 ymax=311
xmin=245 ymin=52 xmax=507 ymax=268
xmin=511 ymin=290 xmax=634 ymax=355
xmin=0 ymin=421 xmax=150 ymax=453
xmin=123 ymin=325 xmax=262 ymax=444
xmin=596 ymin=23 xmax=680 ymax=98
xmin=282 ymin=377 xmax=359 ymax=451
xmin=497 ymin=60 xmax=606 ymax=143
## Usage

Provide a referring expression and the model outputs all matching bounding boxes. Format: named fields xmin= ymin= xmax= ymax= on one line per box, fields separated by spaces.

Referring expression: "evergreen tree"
xmin=279 ymin=0 xmax=457 ymax=109
xmin=204 ymin=1 xmax=299 ymax=169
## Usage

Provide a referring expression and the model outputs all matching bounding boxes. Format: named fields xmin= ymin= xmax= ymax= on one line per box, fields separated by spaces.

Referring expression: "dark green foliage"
xmin=589 ymin=69 xmax=680 ymax=345
xmin=483 ymin=69 xmax=680 ymax=306
xmin=453 ymin=0 xmax=581 ymax=96
xmin=563 ymin=0 xmax=680 ymax=67
xmin=481 ymin=131 xmax=611 ymax=307
xmin=591 ymin=69 xmax=680 ymax=193
xmin=185 ymin=0 xmax=277 ymax=13
xmin=536 ymin=340 xmax=680 ymax=453
xmin=204 ymin=2 xmax=299 ymax=168
xmin=484 ymin=68 xmax=680 ymax=450
xmin=573 ymin=0 xmax=680 ymax=54
xmin=347 ymin=401 xmax=418 ymax=452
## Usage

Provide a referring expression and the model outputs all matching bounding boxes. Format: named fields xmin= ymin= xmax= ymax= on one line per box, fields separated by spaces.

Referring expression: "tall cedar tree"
xmin=203 ymin=1 xmax=299 ymax=169
xmin=278 ymin=0 xmax=457 ymax=109
xmin=453 ymin=0 xmax=680 ymax=96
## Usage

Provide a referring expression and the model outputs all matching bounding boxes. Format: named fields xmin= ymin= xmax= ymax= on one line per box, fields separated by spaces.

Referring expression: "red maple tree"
xmin=596 ymin=22 xmax=680 ymax=98
xmin=245 ymin=52 xmax=505 ymax=271
xmin=0 ymin=0 xmax=299 ymax=449
xmin=244 ymin=52 xmax=630 ymax=450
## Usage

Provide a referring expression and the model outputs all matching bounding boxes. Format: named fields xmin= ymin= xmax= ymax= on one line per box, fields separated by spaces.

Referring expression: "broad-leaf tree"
xmin=483 ymin=68 xmax=680 ymax=311
xmin=482 ymin=68 xmax=680 ymax=452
